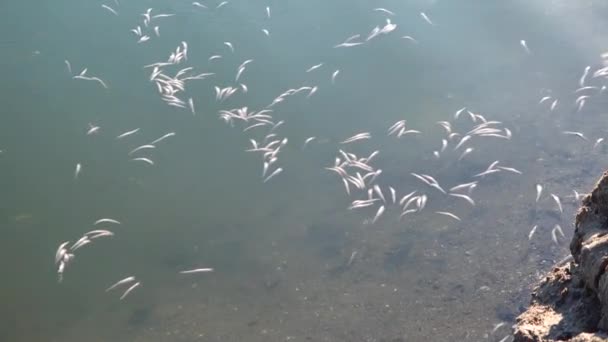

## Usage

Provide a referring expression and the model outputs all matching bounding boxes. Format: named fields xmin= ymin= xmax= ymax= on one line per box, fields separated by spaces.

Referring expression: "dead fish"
xmin=101 ymin=4 xmax=118 ymax=16
xmin=563 ymin=131 xmax=588 ymax=142
xmin=580 ymin=65 xmax=591 ymax=87
xmin=547 ymin=99 xmax=557 ymax=111
xmin=401 ymin=36 xmax=418 ymax=44
xmin=86 ymin=124 xmax=100 ymax=135
xmin=132 ymin=157 xmax=154 ymax=165
xmin=551 ymin=226 xmax=559 ymax=245
xmin=224 ymin=41 xmax=234 ymax=52
xmin=74 ymin=163 xmax=82 ymax=180
xmin=137 ymin=35 xmax=150 ymax=43
xmin=116 ymin=128 xmax=140 ymax=139
xmin=94 ymin=218 xmax=121 ymax=225
xmin=372 ymin=205 xmax=385 ymax=224
xmin=106 ymin=276 xmax=136 ymax=292
xmin=373 ymin=8 xmax=395 ymax=16
xmin=594 ymin=138 xmax=604 ymax=149
xmin=179 ymin=268 xmax=214 ymax=274
xmin=119 ymin=282 xmax=141 ymax=300
xmin=436 ymin=211 xmax=461 ymax=221
xmin=458 ymin=147 xmax=474 ymax=161
xmin=528 ymin=225 xmax=538 ymax=240
xmin=302 ymin=137 xmax=316 ymax=148
xmin=520 ymin=39 xmax=531 ymax=54
xmin=497 ymin=166 xmax=522 ymax=175
xmin=373 ymin=184 xmax=386 ymax=203
xmin=492 ymin=322 xmax=506 ymax=334
xmin=389 ymin=186 xmax=396 ymax=204
xmin=420 ymin=12 xmax=434 ymax=26
xmin=331 ymin=70 xmax=340 ymax=84
xmin=449 ymin=193 xmax=475 ymax=206
xmin=551 ymin=194 xmax=563 ymax=214
xmin=340 ymin=132 xmax=370 ymax=144
xmin=263 ymin=167 xmax=283 ymax=183
xmin=306 ymin=63 xmax=323 ymax=73
xmin=554 ymin=224 xmax=565 ymax=238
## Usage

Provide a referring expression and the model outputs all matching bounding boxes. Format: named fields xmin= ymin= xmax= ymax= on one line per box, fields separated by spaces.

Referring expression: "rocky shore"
xmin=514 ymin=171 xmax=608 ymax=341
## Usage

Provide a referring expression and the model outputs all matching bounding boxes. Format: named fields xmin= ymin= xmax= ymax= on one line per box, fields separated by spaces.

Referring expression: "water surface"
xmin=2 ymin=0 xmax=608 ymax=341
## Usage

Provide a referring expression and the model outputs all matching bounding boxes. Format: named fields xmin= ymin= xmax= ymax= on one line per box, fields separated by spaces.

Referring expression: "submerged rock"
xmin=514 ymin=170 xmax=608 ymax=341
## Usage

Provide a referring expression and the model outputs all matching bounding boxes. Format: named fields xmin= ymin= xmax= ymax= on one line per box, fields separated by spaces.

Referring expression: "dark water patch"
xmin=160 ymin=250 xmax=196 ymax=271
xmin=305 ymin=221 xmax=348 ymax=258
xmin=128 ymin=306 xmax=154 ymax=327
xmin=383 ymin=241 xmax=414 ymax=272
xmin=495 ymin=303 xmax=518 ymax=323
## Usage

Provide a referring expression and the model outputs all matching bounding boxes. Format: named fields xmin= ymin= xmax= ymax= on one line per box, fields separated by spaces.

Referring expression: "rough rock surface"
xmin=514 ymin=171 xmax=608 ymax=341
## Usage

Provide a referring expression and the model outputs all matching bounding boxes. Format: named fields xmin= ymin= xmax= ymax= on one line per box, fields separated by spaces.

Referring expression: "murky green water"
xmin=2 ymin=0 xmax=608 ymax=341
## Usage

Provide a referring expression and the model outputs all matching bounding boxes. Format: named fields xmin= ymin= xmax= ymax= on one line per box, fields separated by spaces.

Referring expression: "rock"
xmin=514 ymin=170 xmax=608 ymax=341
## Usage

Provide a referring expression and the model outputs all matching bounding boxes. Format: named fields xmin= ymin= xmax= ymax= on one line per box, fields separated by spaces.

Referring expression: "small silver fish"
xmin=551 ymin=194 xmax=563 ymax=214
xmin=458 ymin=147 xmax=474 ymax=161
xmin=224 ymin=41 xmax=234 ymax=52
xmin=64 ymin=60 xmax=72 ymax=74
xmin=449 ymin=193 xmax=475 ymax=206
xmin=594 ymin=138 xmax=604 ymax=149
xmin=436 ymin=211 xmax=461 ymax=221
xmin=520 ymin=39 xmax=531 ymax=54
xmin=74 ymin=163 xmax=82 ymax=180
xmin=580 ymin=66 xmax=591 ymax=87
xmin=528 ymin=225 xmax=538 ymax=240
xmin=306 ymin=63 xmax=323 ymax=73
xmin=116 ymin=128 xmax=140 ymax=139
xmin=420 ymin=12 xmax=434 ymax=26
xmin=179 ymin=268 xmax=214 ymax=274
xmin=94 ymin=218 xmax=121 ymax=225
xmin=535 ymin=184 xmax=543 ymax=202
xmin=263 ymin=167 xmax=283 ymax=183
xmin=331 ymin=70 xmax=340 ymax=84
xmin=101 ymin=4 xmax=118 ymax=16
xmin=132 ymin=157 xmax=154 ymax=165
xmin=106 ymin=276 xmax=136 ymax=292
xmin=551 ymin=226 xmax=559 ymax=245
xmin=372 ymin=205 xmax=385 ymax=224
xmin=119 ymin=282 xmax=141 ymax=300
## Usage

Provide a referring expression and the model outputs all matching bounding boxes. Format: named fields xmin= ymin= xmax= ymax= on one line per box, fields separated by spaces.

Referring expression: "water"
xmin=2 ymin=0 xmax=608 ymax=341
